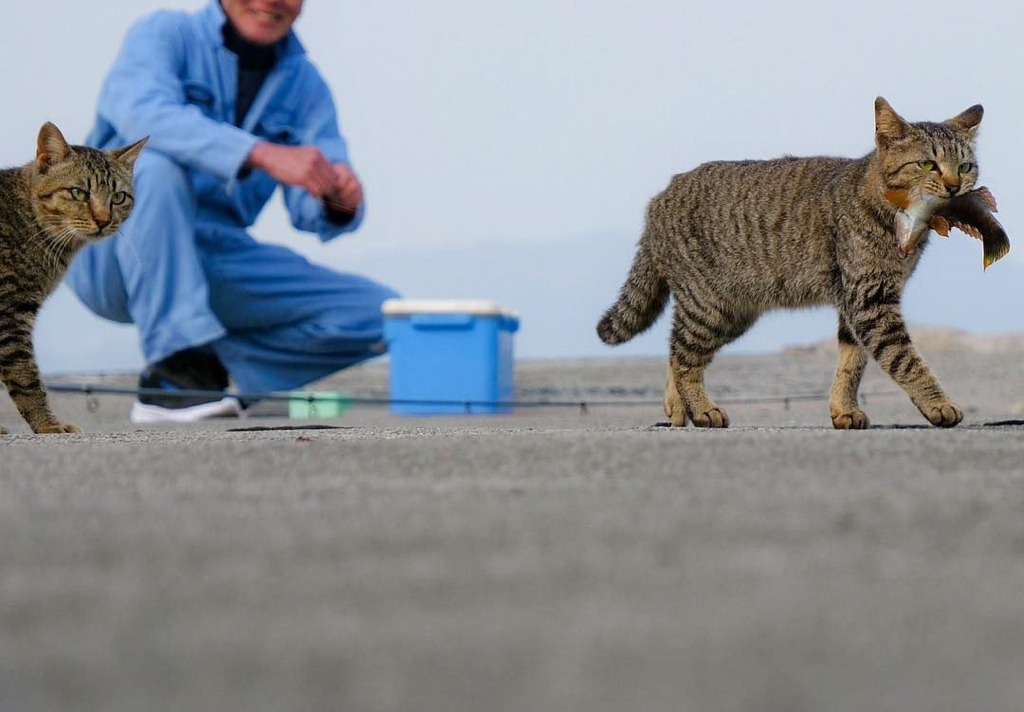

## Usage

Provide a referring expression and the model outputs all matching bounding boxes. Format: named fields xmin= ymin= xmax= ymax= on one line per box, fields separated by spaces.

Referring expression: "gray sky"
xmin=1 ymin=0 xmax=1021 ymax=372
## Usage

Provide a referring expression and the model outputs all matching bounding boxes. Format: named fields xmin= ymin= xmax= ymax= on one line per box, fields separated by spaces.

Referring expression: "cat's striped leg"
xmin=829 ymin=317 xmax=870 ymax=430
xmin=0 ymin=358 xmax=78 ymax=434
xmin=843 ymin=288 xmax=962 ymax=428
xmin=666 ymin=294 xmax=752 ymax=428
xmin=667 ymin=356 xmax=727 ymax=428
xmin=0 ymin=315 xmax=78 ymax=434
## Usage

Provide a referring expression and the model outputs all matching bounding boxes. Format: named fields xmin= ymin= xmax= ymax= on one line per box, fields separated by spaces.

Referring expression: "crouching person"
xmin=68 ymin=0 xmax=397 ymax=422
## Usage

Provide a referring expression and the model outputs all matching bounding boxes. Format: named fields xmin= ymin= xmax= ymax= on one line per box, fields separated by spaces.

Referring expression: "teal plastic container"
xmin=382 ymin=299 xmax=519 ymax=415
xmin=288 ymin=391 xmax=350 ymax=419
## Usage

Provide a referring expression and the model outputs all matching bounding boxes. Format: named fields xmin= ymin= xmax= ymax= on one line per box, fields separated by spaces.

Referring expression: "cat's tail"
xmin=596 ymin=236 xmax=669 ymax=345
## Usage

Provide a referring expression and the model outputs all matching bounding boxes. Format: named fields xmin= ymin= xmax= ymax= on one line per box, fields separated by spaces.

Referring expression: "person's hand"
xmin=246 ymin=142 xmax=337 ymax=198
xmin=322 ymin=163 xmax=363 ymax=215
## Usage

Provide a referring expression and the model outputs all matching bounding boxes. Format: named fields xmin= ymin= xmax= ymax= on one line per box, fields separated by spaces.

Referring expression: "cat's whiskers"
xmin=24 ymin=223 xmax=74 ymax=271
xmin=35 ymin=226 xmax=76 ymax=274
xmin=41 ymin=229 xmax=68 ymax=274
xmin=52 ymin=230 xmax=85 ymax=271
xmin=22 ymin=224 xmax=66 ymax=263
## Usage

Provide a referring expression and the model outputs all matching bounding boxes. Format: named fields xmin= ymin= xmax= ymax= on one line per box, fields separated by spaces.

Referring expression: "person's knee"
xmin=332 ymin=276 xmax=399 ymax=328
xmin=372 ymin=281 xmax=401 ymax=309
xmin=133 ymin=150 xmax=195 ymax=206
xmin=312 ymin=281 xmax=400 ymax=343
xmin=117 ymin=150 xmax=200 ymax=261
xmin=362 ymin=281 xmax=400 ymax=330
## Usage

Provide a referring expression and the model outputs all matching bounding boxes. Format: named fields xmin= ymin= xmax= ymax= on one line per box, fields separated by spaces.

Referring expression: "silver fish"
xmin=885 ymin=186 xmax=1005 ymax=269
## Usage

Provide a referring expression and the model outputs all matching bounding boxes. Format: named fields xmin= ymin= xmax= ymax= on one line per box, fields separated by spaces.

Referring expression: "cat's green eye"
xmin=69 ymin=187 xmax=88 ymax=201
xmin=111 ymin=191 xmax=129 ymax=206
xmin=958 ymin=162 xmax=974 ymax=174
xmin=917 ymin=160 xmax=938 ymax=172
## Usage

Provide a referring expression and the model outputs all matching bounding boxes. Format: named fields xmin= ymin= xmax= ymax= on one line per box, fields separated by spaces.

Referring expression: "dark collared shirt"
xmin=221 ymin=20 xmax=278 ymax=127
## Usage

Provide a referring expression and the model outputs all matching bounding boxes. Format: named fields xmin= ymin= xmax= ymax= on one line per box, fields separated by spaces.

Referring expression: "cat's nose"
xmin=945 ymin=183 xmax=960 ymax=196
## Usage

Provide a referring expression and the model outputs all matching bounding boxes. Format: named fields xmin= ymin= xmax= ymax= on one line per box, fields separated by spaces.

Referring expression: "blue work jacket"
xmin=87 ymin=0 xmax=363 ymax=241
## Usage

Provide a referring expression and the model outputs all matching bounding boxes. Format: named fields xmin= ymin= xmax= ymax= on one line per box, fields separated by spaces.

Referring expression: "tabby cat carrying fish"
xmin=598 ymin=97 xmax=1007 ymax=430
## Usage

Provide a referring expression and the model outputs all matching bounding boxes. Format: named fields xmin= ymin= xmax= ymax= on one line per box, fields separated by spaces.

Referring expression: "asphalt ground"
xmin=2 ymin=350 xmax=1024 ymax=711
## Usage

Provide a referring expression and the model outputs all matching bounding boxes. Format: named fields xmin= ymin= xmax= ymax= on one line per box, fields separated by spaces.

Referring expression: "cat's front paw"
xmin=34 ymin=423 xmax=81 ymax=435
xmin=691 ymin=407 xmax=729 ymax=428
xmin=831 ymin=409 xmax=870 ymax=430
xmin=0 ymin=426 xmax=8 ymax=435
xmin=921 ymin=401 xmax=963 ymax=428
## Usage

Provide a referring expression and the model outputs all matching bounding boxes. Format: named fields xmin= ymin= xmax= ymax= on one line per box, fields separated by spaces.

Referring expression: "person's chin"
xmin=253 ymin=31 xmax=287 ymax=44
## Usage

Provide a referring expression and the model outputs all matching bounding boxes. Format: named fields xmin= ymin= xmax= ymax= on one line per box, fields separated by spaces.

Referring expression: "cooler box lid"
xmin=382 ymin=299 xmax=519 ymax=320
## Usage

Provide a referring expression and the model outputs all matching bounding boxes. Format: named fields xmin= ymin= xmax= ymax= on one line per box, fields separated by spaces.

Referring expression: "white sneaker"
xmin=130 ymin=396 xmax=243 ymax=424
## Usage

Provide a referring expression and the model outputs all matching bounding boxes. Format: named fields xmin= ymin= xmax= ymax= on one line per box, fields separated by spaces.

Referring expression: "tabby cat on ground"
xmin=0 ymin=123 xmax=145 ymax=434
xmin=598 ymin=97 xmax=984 ymax=430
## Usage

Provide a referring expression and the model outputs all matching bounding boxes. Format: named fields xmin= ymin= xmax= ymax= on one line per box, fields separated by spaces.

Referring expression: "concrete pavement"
xmin=2 ymin=350 xmax=1023 ymax=711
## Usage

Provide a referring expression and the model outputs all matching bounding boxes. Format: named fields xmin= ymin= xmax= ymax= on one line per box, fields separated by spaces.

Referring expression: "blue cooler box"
xmin=382 ymin=299 xmax=520 ymax=415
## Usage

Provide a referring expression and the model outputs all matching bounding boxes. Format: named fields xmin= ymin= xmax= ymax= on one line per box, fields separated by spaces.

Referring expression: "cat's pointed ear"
xmin=874 ymin=97 xmax=909 ymax=149
xmin=945 ymin=104 xmax=983 ymax=137
xmin=109 ymin=136 xmax=149 ymax=169
xmin=36 ymin=122 xmax=71 ymax=170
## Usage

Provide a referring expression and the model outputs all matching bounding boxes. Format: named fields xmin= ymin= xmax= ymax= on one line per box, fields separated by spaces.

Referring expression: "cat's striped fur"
xmin=598 ymin=98 xmax=983 ymax=429
xmin=0 ymin=123 xmax=145 ymax=434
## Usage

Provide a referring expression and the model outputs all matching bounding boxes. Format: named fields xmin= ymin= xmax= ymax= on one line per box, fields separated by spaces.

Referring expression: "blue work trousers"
xmin=67 ymin=151 xmax=398 ymax=394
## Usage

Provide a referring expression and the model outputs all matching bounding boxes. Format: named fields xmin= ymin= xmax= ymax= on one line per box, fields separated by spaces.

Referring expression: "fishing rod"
xmin=42 ymin=381 xmax=903 ymax=414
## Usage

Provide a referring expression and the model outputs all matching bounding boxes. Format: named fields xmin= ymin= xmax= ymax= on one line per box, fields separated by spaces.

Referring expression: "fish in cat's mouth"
xmin=889 ymin=190 xmax=944 ymax=258
xmin=885 ymin=186 xmax=1009 ymax=269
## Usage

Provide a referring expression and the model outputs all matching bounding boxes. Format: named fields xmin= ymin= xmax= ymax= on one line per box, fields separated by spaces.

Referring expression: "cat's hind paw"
xmin=34 ymin=423 xmax=81 ymax=435
xmin=831 ymin=409 xmax=870 ymax=430
xmin=921 ymin=402 xmax=963 ymax=428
